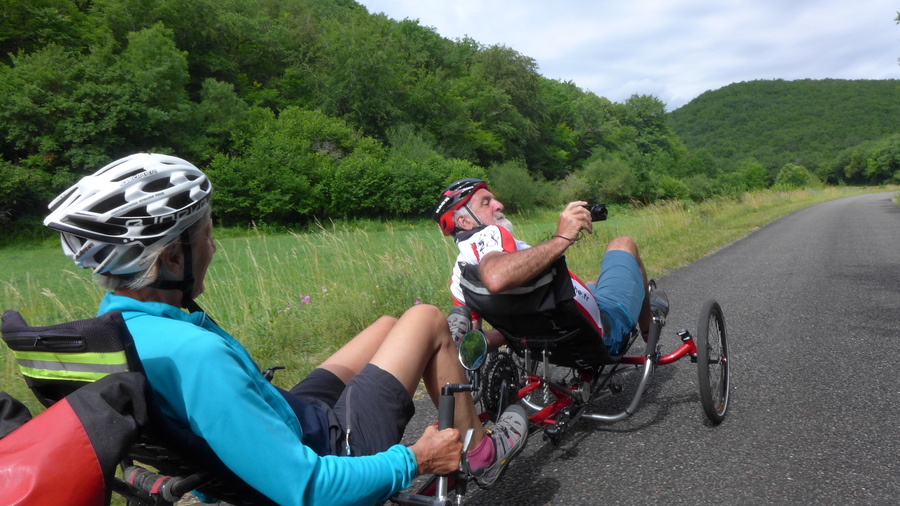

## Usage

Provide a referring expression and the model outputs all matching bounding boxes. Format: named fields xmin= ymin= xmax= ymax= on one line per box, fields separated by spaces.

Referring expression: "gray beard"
xmin=496 ymin=216 xmax=514 ymax=234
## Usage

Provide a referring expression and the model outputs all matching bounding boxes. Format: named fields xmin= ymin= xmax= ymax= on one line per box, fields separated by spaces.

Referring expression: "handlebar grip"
xmin=437 ymin=393 xmax=455 ymax=430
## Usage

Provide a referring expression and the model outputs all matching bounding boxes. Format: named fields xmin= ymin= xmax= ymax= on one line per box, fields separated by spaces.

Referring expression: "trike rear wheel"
xmin=696 ymin=300 xmax=729 ymax=423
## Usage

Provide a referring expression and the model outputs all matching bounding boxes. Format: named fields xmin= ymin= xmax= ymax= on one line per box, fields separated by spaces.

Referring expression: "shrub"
xmin=774 ymin=163 xmax=821 ymax=189
xmin=578 ymin=158 xmax=638 ymax=203
xmin=487 ymin=160 xmax=554 ymax=212
xmin=654 ymin=174 xmax=690 ymax=201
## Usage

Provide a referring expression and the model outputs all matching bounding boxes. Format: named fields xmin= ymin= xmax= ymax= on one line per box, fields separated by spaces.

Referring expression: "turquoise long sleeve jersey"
xmin=98 ymin=293 xmax=418 ymax=505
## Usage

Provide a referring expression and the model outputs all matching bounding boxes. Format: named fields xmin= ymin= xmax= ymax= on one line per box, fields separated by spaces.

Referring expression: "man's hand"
xmin=555 ymin=201 xmax=592 ymax=240
xmin=409 ymin=425 xmax=463 ymax=476
xmin=480 ymin=200 xmax=593 ymax=293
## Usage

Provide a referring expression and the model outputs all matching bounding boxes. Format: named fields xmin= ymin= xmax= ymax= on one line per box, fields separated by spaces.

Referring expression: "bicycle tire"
xmin=696 ymin=299 xmax=730 ymax=423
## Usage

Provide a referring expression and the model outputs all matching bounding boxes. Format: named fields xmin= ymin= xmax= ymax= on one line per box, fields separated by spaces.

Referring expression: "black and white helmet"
xmin=43 ymin=153 xmax=212 ymax=275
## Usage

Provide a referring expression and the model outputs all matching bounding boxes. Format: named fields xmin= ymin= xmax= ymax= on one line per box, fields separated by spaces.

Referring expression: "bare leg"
xmin=367 ymin=304 xmax=484 ymax=448
xmin=321 ymin=304 xmax=484 ymax=448
xmin=319 ymin=315 xmax=397 ymax=383
xmin=605 ymin=236 xmax=652 ymax=331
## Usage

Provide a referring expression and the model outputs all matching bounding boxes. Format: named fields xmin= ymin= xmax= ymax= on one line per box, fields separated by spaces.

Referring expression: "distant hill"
xmin=667 ymin=79 xmax=900 ymax=174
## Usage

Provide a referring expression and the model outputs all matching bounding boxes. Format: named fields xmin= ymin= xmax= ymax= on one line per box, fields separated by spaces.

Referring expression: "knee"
xmin=406 ymin=303 xmax=443 ymax=318
xmin=405 ymin=304 xmax=452 ymax=343
xmin=606 ymin=236 xmax=638 ymax=256
xmin=405 ymin=304 xmax=446 ymax=329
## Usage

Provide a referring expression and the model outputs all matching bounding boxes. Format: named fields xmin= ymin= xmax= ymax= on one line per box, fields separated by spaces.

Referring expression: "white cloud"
xmin=359 ymin=0 xmax=900 ymax=109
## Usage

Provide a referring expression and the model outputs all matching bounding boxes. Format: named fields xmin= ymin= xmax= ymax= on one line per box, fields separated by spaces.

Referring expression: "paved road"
xmin=403 ymin=191 xmax=900 ymax=505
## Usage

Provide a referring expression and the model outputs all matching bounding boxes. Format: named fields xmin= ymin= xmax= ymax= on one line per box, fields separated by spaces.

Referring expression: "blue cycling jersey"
xmin=98 ymin=292 xmax=417 ymax=505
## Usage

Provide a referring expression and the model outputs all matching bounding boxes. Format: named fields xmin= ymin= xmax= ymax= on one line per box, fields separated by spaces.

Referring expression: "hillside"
xmin=668 ymin=79 xmax=900 ymax=176
xmin=0 ymin=0 xmax=695 ymax=229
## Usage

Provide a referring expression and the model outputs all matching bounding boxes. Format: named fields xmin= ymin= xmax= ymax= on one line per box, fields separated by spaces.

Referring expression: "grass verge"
xmin=2 ymin=186 xmax=895 ymax=410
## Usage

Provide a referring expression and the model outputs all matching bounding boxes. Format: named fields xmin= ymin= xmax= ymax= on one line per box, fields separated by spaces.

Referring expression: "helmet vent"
xmin=142 ymin=177 xmax=173 ymax=193
xmin=121 ymin=206 xmax=147 ymax=218
xmin=167 ymin=191 xmax=192 ymax=210
xmin=48 ymin=187 xmax=78 ymax=212
xmin=92 ymin=244 xmax=114 ymax=265
xmin=110 ymin=169 xmax=146 ymax=183
xmin=116 ymin=245 xmax=142 ymax=267
xmin=68 ymin=217 xmax=128 ymax=237
xmin=142 ymin=221 xmax=177 ymax=237
xmin=89 ymin=193 xmax=128 ymax=214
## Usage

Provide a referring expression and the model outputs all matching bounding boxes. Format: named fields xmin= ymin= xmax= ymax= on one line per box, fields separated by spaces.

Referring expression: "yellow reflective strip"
xmin=13 ymin=350 xmax=127 ymax=366
xmin=18 ymin=365 xmax=109 ymax=382
xmin=12 ymin=349 xmax=130 ymax=383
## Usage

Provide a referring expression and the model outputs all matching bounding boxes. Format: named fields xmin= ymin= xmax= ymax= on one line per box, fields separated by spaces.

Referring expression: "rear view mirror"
xmin=458 ymin=330 xmax=487 ymax=371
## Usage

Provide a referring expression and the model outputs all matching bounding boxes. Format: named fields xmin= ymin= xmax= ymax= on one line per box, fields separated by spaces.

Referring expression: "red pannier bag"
xmin=0 ymin=373 xmax=148 ymax=506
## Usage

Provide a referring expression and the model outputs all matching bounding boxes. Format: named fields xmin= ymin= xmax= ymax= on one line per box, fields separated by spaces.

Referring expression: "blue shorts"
xmin=590 ymin=250 xmax=645 ymax=353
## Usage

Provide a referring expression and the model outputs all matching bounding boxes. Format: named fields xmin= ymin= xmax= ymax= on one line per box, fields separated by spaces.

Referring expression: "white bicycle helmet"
xmin=44 ymin=153 xmax=212 ymax=276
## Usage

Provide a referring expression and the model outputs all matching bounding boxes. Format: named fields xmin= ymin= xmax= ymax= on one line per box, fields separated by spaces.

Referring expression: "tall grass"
xmin=1 ymin=187 xmax=894 ymax=407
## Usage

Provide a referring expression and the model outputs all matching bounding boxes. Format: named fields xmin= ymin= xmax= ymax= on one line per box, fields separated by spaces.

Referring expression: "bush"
xmin=487 ymin=160 xmax=554 ymax=212
xmin=384 ymin=154 xmax=484 ymax=216
xmin=774 ymin=163 xmax=821 ymax=189
xmin=577 ymin=157 xmax=639 ymax=203
xmin=654 ymin=174 xmax=690 ymax=201
xmin=558 ymin=171 xmax=591 ymax=203
xmin=683 ymin=174 xmax=719 ymax=201
xmin=207 ymin=107 xmax=384 ymax=224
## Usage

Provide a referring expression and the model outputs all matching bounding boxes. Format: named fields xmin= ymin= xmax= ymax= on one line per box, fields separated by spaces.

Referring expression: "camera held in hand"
xmin=583 ymin=204 xmax=608 ymax=222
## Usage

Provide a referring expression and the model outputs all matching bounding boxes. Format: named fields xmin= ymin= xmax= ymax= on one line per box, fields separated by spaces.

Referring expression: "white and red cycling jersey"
xmin=450 ymin=225 xmax=606 ymax=337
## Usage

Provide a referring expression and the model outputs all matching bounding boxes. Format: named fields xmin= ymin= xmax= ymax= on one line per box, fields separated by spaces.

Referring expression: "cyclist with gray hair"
xmin=44 ymin=154 xmax=527 ymax=505
xmin=434 ymin=178 xmax=668 ymax=355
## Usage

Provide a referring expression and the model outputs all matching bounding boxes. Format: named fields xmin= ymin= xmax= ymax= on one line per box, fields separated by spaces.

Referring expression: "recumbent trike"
xmin=391 ymin=254 xmax=730 ymax=505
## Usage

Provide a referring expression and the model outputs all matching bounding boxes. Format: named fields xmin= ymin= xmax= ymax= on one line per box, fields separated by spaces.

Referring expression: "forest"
xmin=1 ymin=0 xmax=898 ymax=232
xmin=668 ymin=78 xmax=900 ymax=186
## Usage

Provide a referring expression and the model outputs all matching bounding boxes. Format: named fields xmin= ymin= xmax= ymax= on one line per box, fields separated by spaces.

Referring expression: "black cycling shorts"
xmin=287 ymin=364 xmax=415 ymax=457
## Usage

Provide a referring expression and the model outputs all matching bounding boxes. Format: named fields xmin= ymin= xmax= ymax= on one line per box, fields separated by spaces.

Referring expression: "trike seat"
xmin=457 ymin=256 xmax=624 ymax=369
xmin=0 ymin=309 xmax=276 ymax=506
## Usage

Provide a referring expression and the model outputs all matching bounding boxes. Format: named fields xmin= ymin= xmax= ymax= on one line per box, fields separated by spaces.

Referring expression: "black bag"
xmin=458 ymin=256 xmax=574 ymax=316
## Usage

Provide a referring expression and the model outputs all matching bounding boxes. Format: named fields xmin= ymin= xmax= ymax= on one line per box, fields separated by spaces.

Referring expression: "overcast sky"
xmin=356 ymin=0 xmax=899 ymax=111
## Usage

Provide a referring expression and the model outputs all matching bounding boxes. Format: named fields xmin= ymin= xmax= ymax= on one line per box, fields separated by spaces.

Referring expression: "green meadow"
xmin=2 ymin=187 xmax=895 ymax=413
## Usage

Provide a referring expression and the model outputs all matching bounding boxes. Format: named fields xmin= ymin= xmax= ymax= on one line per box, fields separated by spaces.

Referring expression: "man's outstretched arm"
xmin=479 ymin=201 xmax=592 ymax=293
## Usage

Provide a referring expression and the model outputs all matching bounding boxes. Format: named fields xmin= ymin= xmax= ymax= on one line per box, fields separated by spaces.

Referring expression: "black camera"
xmin=583 ymin=204 xmax=608 ymax=222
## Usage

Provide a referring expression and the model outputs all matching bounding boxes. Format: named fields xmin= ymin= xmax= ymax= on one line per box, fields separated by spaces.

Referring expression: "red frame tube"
xmin=515 ymin=335 xmax=699 ymax=425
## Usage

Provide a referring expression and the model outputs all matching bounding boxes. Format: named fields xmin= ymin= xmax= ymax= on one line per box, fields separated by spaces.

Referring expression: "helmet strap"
xmin=462 ymin=204 xmax=484 ymax=229
xmin=178 ymin=230 xmax=197 ymax=311
xmin=153 ymin=230 xmax=200 ymax=312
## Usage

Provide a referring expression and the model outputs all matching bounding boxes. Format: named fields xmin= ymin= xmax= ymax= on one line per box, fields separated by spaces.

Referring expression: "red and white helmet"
xmin=433 ymin=178 xmax=487 ymax=236
xmin=44 ymin=153 xmax=212 ymax=275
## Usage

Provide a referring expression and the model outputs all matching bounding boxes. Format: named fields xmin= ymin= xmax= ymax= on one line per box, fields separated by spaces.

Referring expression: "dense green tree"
xmin=829 ymin=134 xmax=900 ymax=185
xmin=542 ymin=80 xmax=618 ymax=160
xmin=0 ymin=23 xmax=193 ymax=174
xmin=669 ymin=79 xmax=900 ymax=179
xmin=616 ymin=94 xmax=676 ymax=156
xmin=2 ymin=0 xmax=896 ymax=232
xmin=0 ymin=0 xmax=94 ymax=66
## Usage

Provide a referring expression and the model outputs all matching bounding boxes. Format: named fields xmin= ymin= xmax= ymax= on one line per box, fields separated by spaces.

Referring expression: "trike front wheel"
xmin=696 ymin=299 xmax=729 ymax=423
